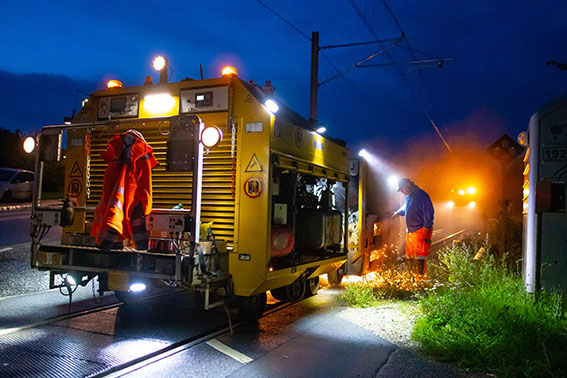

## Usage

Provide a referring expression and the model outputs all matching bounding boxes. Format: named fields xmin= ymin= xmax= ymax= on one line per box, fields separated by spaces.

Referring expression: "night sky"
xmin=1 ymin=0 xmax=566 ymax=157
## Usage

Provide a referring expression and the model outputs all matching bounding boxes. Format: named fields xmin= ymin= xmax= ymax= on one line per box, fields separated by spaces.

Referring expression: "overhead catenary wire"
xmin=255 ymin=0 xmax=312 ymax=41
xmin=381 ymin=0 xmax=446 ymax=136
xmin=349 ymin=0 xmax=452 ymax=152
xmin=254 ymin=0 xmax=383 ymax=124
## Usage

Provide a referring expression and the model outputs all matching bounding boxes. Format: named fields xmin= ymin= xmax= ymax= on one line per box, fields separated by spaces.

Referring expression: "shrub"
xmin=413 ymin=242 xmax=567 ymax=377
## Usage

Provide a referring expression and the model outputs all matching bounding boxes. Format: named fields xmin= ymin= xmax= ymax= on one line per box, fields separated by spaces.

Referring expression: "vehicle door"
xmin=11 ymin=172 xmax=33 ymax=200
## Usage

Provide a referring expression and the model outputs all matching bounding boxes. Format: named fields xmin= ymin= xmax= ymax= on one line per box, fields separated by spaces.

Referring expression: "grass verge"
xmin=413 ymin=242 xmax=567 ymax=377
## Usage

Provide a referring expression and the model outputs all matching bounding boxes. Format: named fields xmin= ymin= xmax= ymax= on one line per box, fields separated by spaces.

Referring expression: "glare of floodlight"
xmin=152 ymin=56 xmax=167 ymax=71
xmin=316 ymin=126 xmax=326 ymax=134
xmin=264 ymin=99 xmax=279 ymax=114
xmin=23 ymin=136 xmax=35 ymax=153
xmin=65 ymin=275 xmax=77 ymax=286
xmin=129 ymin=283 xmax=146 ymax=292
xmin=387 ymin=175 xmax=399 ymax=189
xmin=358 ymin=149 xmax=368 ymax=158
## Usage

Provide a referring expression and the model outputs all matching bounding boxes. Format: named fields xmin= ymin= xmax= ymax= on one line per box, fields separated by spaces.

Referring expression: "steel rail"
xmin=91 ymin=301 xmax=294 ymax=378
xmin=0 ymin=290 xmax=179 ymax=337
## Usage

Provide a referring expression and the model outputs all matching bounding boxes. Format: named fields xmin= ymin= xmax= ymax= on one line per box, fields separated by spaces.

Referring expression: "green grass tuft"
xmin=413 ymin=242 xmax=567 ymax=377
xmin=339 ymin=283 xmax=382 ymax=308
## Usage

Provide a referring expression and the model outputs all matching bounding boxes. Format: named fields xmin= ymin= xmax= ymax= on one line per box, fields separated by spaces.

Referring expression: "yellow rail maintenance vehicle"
xmin=29 ymin=58 xmax=350 ymax=317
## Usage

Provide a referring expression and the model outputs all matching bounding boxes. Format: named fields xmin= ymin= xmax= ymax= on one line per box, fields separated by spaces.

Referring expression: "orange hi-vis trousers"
xmin=406 ymin=227 xmax=433 ymax=259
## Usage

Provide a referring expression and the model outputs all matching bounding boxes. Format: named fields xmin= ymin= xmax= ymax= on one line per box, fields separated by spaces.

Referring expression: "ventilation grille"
xmin=86 ymin=120 xmax=236 ymax=246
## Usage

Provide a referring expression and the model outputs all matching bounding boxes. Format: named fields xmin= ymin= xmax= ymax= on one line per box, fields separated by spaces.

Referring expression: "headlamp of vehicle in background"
xmin=201 ymin=125 xmax=223 ymax=148
xmin=23 ymin=136 xmax=36 ymax=153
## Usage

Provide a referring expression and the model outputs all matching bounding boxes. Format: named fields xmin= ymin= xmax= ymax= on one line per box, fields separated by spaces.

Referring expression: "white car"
xmin=0 ymin=168 xmax=34 ymax=202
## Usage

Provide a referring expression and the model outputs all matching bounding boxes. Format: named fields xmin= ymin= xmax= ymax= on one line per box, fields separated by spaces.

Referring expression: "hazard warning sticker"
xmin=70 ymin=162 xmax=83 ymax=178
xmin=244 ymin=176 xmax=263 ymax=198
xmin=245 ymin=153 xmax=263 ymax=172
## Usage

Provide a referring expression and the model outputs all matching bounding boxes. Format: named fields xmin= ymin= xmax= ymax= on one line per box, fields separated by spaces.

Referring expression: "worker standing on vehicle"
xmin=392 ymin=178 xmax=434 ymax=275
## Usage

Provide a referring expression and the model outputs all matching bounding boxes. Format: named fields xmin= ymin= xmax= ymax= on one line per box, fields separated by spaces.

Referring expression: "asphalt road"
xmin=0 ymin=207 xmax=61 ymax=247
xmin=0 ymin=206 xmax=61 ymax=297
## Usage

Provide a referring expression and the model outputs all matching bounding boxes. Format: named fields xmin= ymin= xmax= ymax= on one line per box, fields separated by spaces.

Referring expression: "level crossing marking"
xmin=206 ymin=338 xmax=254 ymax=364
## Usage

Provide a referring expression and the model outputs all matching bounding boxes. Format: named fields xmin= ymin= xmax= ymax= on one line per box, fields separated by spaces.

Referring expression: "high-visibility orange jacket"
xmin=91 ymin=130 xmax=158 ymax=246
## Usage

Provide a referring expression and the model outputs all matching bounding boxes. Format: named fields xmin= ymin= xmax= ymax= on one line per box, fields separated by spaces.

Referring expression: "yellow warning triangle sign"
xmin=70 ymin=162 xmax=83 ymax=178
xmin=245 ymin=153 xmax=263 ymax=172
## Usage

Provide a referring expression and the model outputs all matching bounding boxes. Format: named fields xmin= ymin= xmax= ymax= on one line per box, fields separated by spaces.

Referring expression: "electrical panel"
xmin=180 ymin=86 xmax=228 ymax=113
xmin=98 ymin=94 xmax=139 ymax=119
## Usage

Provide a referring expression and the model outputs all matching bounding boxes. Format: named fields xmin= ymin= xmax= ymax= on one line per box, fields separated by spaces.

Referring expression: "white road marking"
xmin=206 ymin=338 xmax=254 ymax=364
xmin=0 ymin=247 xmax=13 ymax=253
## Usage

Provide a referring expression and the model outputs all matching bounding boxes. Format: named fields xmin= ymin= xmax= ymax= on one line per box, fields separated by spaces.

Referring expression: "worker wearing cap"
xmin=393 ymin=178 xmax=434 ymax=275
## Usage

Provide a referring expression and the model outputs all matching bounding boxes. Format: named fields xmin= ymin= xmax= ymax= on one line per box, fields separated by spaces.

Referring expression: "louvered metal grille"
xmin=86 ymin=119 xmax=235 ymax=246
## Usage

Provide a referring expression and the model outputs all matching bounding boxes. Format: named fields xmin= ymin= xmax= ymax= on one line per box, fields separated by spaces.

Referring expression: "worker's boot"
xmin=406 ymin=258 xmax=416 ymax=274
xmin=417 ymin=259 xmax=426 ymax=276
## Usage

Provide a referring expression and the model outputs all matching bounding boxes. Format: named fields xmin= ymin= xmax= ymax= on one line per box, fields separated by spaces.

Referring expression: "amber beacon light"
xmin=107 ymin=80 xmax=123 ymax=89
xmin=221 ymin=66 xmax=238 ymax=77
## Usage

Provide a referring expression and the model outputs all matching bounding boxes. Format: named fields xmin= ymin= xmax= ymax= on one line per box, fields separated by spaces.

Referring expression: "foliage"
xmin=413 ymin=241 xmax=567 ymax=377
xmin=340 ymin=283 xmax=382 ymax=308
xmin=0 ymin=127 xmax=34 ymax=170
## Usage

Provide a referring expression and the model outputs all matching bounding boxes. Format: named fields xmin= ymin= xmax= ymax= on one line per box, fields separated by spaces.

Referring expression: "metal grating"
xmin=86 ymin=119 xmax=236 ymax=246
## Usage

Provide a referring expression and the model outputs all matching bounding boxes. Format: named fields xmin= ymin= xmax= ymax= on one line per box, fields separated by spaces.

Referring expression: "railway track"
xmin=0 ymin=290 xmax=291 ymax=377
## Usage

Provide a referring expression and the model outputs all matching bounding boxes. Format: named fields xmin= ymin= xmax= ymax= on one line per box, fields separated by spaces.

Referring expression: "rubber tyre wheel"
xmin=306 ymin=276 xmax=320 ymax=296
xmin=270 ymin=286 xmax=287 ymax=301
xmin=328 ymin=268 xmax=344 ymax=285
xmin=238 ymin=292 xmax=267 ymax=320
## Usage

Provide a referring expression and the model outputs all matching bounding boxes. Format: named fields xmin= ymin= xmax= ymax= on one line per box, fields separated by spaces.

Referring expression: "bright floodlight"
xmin=467 ymin=201 xmax=476 ymax=209
xmin=129 ymin=283 xmax=146 ymax=292
xmin=467 ymin=186 xmax=477 ymax=195
xmin=201 ymin=126 xmax=223 ymax=148
xmin=457 ymin=189 xmax=465 ymax=196
xmin=446 ymin=201 xmax=455 ymax=209
xmin=143 ymin=94 xmax=176 ymax=115
xmin=153 ymin=55 xmax=167 ymax=71
xmin=65 ymin=275 xmax=77 ymax=286
xmin=387 ymin=175 xmax=399 ymax=189
xmin=264 ymin=99 xmax=279 ymax=114
xmin=316 ymin=126 xmax=326 ymax=134
xmin=23 ymin=136 xmax=35 ymax=153
xmin=358 ymin=149 xmax=369 ymax=159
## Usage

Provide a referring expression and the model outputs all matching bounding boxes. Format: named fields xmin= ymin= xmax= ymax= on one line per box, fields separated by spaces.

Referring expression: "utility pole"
xmin=309 ymin=31 xmax=319 ymax=123
xmin=308 ymin=32 xmax=413 ymax=125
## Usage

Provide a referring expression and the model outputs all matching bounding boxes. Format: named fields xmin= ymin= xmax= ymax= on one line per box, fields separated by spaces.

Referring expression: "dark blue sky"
xmin=1 ymin=0 xmax=565 ymax=155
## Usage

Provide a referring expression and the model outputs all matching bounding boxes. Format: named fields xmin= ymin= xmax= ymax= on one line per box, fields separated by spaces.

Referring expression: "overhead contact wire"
xmin=255 ymin=0 xmax=382 ymax=121
xmin=349 ymin=0 xmax=452 ymax=152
